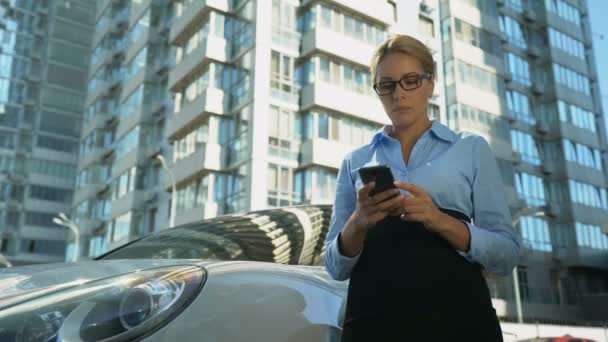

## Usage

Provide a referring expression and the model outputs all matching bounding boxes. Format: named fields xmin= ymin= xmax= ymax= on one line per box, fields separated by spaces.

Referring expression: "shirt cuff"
xmin=336 ymin=232 xmax=362 ymax=262
xmin=328 ymin=233 xmax=362 ymax=279
xmin=458 ymin=220 xmax=479 ymax=264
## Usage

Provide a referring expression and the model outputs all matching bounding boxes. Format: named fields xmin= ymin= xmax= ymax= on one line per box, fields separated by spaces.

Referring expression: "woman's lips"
xmin=392 ymin=106 xmax=412 ymax=113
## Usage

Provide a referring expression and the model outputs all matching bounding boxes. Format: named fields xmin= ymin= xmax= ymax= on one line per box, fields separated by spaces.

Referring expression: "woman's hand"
xmin=394 ymin=181 xmax=471 ymax=251
xmin=393 ymin=181 xmax=443 ymax=232
xmin=351 ymin=182 xmax=402 ymax=233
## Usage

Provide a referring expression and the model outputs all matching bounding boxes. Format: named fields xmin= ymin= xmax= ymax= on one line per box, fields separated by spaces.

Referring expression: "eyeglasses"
xmin=373 ymin=72 xmax=433 ymax=96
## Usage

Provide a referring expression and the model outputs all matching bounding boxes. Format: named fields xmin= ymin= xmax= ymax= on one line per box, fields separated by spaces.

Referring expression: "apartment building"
xmin=440 ymin=0 xmax=608 ymax=325
xmin=0 ymin=0 xmax=95 ymax=265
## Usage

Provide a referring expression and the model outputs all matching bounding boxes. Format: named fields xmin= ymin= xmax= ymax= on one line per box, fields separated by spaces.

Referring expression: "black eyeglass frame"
xmin=372 ymin=72 xmax=434 ymax=96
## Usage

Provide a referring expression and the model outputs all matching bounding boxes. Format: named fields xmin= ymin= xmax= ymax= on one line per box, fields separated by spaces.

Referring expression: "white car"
xmin=0 ymin=205 xmax=348 ymax=342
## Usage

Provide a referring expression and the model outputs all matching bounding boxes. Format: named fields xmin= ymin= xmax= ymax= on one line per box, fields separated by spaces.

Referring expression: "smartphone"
xmin=357 ymin=165 xmax=396 ymax=196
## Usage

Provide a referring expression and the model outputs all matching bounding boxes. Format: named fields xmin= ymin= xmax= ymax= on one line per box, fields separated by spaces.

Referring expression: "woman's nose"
xmin=392 ymin=84 xmax=407 ymax=100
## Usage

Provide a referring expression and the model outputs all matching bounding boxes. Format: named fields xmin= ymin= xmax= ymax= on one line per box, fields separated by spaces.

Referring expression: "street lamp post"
xmin=156 ymin=155 xmax=176 ymax=228
xmin=511 ymin=207 xmax=546 ymax=324
xmin=53 ymin=213 xmax=80 ymax=263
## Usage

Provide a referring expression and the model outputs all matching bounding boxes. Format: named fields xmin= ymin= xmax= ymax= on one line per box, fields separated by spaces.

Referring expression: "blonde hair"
xmin=370 ymin=34 xmax=435 ymax=84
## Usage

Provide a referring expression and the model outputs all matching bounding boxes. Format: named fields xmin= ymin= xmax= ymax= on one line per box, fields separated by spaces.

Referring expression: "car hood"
xmin=0 ymin=259 xmax=211 ymax=309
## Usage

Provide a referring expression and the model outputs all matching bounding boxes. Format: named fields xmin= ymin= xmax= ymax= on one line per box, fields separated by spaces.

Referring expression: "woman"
xmin=324 ymin=35 xmax=520 ymax=341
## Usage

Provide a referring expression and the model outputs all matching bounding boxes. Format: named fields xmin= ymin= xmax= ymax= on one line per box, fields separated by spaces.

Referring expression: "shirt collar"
xmin=370 ymin=120 xmax=456 ymax=146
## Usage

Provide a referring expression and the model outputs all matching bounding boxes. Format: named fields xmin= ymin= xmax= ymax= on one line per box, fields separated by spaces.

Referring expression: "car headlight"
xmin=0 ymin=265 xmax=206 ymax=342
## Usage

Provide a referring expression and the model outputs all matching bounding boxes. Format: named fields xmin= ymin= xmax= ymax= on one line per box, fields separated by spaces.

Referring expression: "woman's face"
xmin=375 ymin=52 xmax=434 ymax=128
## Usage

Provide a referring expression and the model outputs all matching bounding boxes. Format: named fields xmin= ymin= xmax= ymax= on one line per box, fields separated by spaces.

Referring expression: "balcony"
xmin=73 ymin=183 xmax=107 ymax=205
xmin=128 ymin=0 xmax=152 ymax=28
xmin=124 ymin=29 xmax=149 ymax=63
xmin=554 ymin=245 xmax=608 ymax=271
xmin=110 ymin=190 xmax=146 ymax=219
xmin=92 ymin=19 xmax=112 ymax=49
xmin=76 ymin=217 xmax=104 ymax=236
xmin=24 ymin=198 xmax=69 ymax=215
xmin=527 ymin=46 xmax=541 ymax=59
xmin=78 ymin=147 xmax=111 ymax=171
xmin=522 ymin=8 xmax=537 ymax=22
xmin=571 ymin=203 xmax=608 ymax=230
xmin=116 ymin=108 xmax=145 ymax=139
xmin=301 ymin=25 xmax=376 ymax=67
xmin=300 ymin=82 xmax=387 ymax=125
xmin=301 ymin=0 xmax=393 ymax=25
xmin=535 ymin=121 xmax=549 ymax=134
xmin=165 ymin=143 xmax=223 ymax=189
xmin=531 ymin=81 xmax=545 ymax=96
xmin=170 ymin=0 xmax=230 ymax=45
xmin=564 ymin=162 xmax=606 ymax=188
xmin=119 ymin=68 xmax=146 ymax=104
xmin=174 ymin=202 xmax=219 ymax=226
xmin=111 ymin=9 xmax=129 ymax=34
xmin=166 ymin=87 xmax=226 ymax=139
xmin=86 ymin=81 xmax=110 ymax=107
xmin=299 ymin=138 xmax=352 ymax=170
xmin=89 ymin=50 xmax=112 ymax=78
xmin=81 ymin=113 xmax=109 ymax=140
xmin=96 ymin=0 xmax=113 ymax=21
xmin=168 ymin=36 xmax=228 ymax=91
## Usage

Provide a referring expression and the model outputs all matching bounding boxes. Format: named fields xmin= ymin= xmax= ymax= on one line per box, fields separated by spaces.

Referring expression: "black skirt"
xmin=341 ymin=209 xmax=503 ymax=342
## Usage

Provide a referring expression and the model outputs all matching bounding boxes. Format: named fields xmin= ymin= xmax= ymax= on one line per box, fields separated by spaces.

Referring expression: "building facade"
xmin=73 ymin=0 xmax=174 ymax=256
xmin=439 ymin=0 xmax=608 ymax=325
xmin=0 ymin=0 xmax=95 ymax=265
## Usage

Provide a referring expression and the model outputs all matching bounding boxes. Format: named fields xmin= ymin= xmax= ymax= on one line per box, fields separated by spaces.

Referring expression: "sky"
xmin=588 ymin=0 xmax=608 ymax=134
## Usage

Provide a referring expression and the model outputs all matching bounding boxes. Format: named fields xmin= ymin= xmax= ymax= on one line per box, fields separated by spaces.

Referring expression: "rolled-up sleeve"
xmin=464 ymin=137 xmax=521 ymax=276
xmin=324 ymin=156 xmax=360 ymax=281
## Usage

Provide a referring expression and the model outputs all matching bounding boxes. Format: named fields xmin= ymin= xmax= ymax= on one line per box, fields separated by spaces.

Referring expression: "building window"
xmin=115 ymin=125 xmax=140 ymax=160
xmin=519 ymin=216 xmax=552 ymax=252
xmin=505 ymin=0 xmax=524 ymax=12
xmin=562 ymin=139 xmax=602 ymax=170
xmin=89 ymin=234 xmax=107 ymax=258
xmin=506 ymin=52 xmax=531 ymax=86
xmin=557 ymin=100 xmax=596 ymax=132
xmin=511 ymin=130 xmax=541 ymax=165
xmin=295 ymin=167 xmax=337 ymax=204
xmin=455 ymin=18 xmax=501 ymax=56
xmin=109 ymin=211 xmax=133 ymax=242
xmin=111 ymin=167 xmax=142 ymax=201
xmin=454 ymin=59 xmax=500 ymax=93
xmin=29 ymin=185 xmax=72 ymax=203
xmin=419 ymin=16 xmax=434 ymax=38
xmin=269 ymin=106 xmax=298 ymax=159
xmin=506 ymin=90 xmax=535 ymax=124
xmin=316 ymin=4 xmax=386 ymax=45
xmin=316 ymin=56 xmax=373 ymax=96
xmin=267 ymin=164 xmax=298 ymax=207
xmin=514 ymin=172 xmax=546 ymax=206
xmin=553 ymin=63 xmax=590 ymax=95
xmin=499 ymin=15 xmax=527 ymax=49
xmin=175 ymin=176 xmax=208 ymax=215
xmin=575 ymin=222 xmax=608 ymax=250
xmin=272 ymin=0 xmax=299 ymax=49
xmin=173 ymin=124 xmax=207 ymax=162
xmin=569 ymin=180 xmax=608 ymax=209
xmin=548 ymin=28 xmax=585 ymax=60
xmin=271 ymin=50 xmax=298 ymax=103
xmin=517 ymin=266 xmax=530 ymax=301
xmin=545 ymin=0 xmax=580 ymax=26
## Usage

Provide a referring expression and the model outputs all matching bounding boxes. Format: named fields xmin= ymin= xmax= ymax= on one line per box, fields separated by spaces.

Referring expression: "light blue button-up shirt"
xmin=324 ymin=120 xmax=521 ymax=281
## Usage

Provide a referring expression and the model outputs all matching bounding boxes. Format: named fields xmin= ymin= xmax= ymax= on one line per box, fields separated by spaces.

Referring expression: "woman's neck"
xmin=390 ymin=117 xmax=433 ymax=149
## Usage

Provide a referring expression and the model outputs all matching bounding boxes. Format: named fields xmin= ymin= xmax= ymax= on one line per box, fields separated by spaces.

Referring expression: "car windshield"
xmin=99 ymin=205 xmax=331 ymax=265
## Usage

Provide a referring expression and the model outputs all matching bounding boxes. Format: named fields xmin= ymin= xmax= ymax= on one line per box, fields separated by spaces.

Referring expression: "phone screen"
xmin=357 ymin=165 xmax=396 ymax=196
